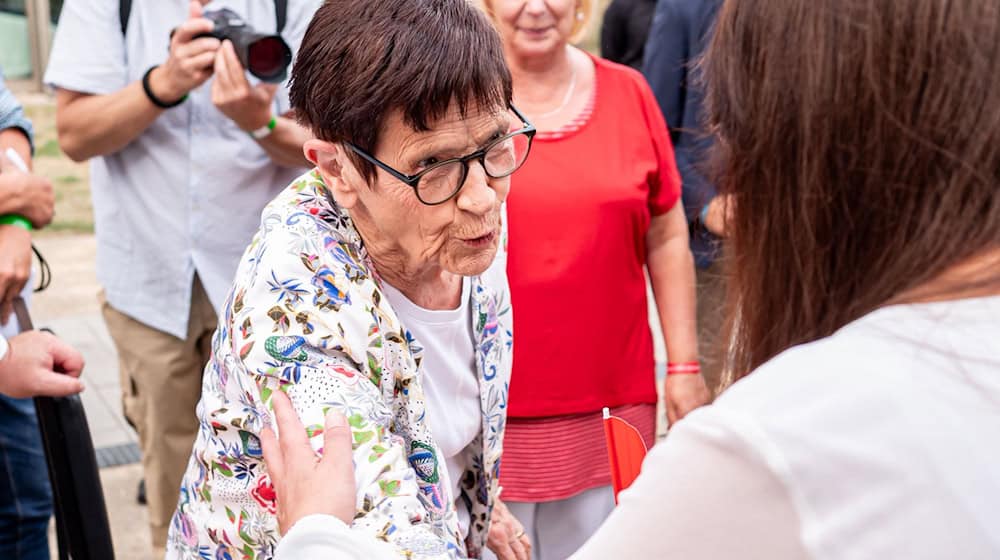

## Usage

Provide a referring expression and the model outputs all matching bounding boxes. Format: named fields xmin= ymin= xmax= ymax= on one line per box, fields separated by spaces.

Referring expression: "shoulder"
xmin=714 ymin=315 xmax=908 ymax=417
xmin=235 ymin=170 xmax=373 ymax=326
xmin=592 ymin=54 xmax=657 ymax=103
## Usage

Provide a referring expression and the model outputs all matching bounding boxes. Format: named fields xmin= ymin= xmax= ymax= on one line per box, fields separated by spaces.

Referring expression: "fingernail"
xmin=325 ymin=410 xmax=347 ymax=429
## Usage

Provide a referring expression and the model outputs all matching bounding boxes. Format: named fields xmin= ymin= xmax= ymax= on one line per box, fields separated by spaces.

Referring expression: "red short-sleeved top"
xmin=506 ymin=54 xmax=681 ymax=418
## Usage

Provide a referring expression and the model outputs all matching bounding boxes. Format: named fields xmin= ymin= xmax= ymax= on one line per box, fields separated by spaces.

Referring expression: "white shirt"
xmin=43 ymin=0 xmax=320 ymax=338
xmin=382 ymin=277 xmax=480 ymax=535
xmin=274 ymin=295 xmax=1000 ymax=559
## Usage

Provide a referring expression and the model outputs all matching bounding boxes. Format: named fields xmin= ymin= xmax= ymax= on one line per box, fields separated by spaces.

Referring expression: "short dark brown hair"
xmin=290 ymin=0 xmax=513 ymax=181
xmin=705 ymin=0 xmax=1000 ymax=380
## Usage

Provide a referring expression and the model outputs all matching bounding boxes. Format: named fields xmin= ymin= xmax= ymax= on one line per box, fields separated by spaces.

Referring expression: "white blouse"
xmin=275 ymin=295 xmax=1000 ymax=559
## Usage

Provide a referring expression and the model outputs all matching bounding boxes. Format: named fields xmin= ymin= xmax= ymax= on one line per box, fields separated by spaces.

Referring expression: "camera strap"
xmin=119 ymin=0 xmax=288 ymax=36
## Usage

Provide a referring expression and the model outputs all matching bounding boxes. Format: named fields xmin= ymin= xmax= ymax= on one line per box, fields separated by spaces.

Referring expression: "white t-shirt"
xmin=274 ymin=295 xmax=1000 ymax=559
xmin=382 ymin=278 xmax=480 ymax=535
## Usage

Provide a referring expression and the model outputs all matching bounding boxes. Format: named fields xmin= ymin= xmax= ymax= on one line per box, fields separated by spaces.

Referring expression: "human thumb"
xmin=188 ymin=0 xmax=203 ymax=20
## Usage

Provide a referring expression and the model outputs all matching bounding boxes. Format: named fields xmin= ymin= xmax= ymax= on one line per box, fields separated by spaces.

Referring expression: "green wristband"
xmin=0 ymin=215 xmax=32 ymax=231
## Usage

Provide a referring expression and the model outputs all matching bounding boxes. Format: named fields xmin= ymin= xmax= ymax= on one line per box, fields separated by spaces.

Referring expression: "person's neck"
xmin=350 ymin=211 xmax=462 ymax=310
xmin=508 ymin=44 xmax=576 ymax=104
xmin=895 ymin=247 xmax=1000 ymax=305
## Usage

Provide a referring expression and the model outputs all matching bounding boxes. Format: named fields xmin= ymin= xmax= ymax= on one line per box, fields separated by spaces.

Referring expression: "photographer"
xmin=44 ymin=0 xmax=321 ymax=553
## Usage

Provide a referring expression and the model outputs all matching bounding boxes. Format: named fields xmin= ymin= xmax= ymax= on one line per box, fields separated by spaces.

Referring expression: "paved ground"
xmin=31 ymin=234 xmax=153 ymax=559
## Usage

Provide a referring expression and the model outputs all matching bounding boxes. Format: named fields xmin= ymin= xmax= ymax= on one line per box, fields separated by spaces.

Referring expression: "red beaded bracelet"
xmin=666 ymin=362 xmax=701 ymax=375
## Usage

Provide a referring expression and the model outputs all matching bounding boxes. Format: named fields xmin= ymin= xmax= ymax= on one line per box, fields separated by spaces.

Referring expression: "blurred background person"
xmin=252 ymin=0 xmax=1000 ymax=557
xmin=599 ymin=0 xmax=656 ymax=70
xmin=642 ymin=0 xmax=726 ymax=394
xmin=44 ymin=0 xmax=320 ymax=553
xmin=479 ymin=1 xmax=708 ymax=557
xmin=0 ymin=63 xmax=64 ymax=560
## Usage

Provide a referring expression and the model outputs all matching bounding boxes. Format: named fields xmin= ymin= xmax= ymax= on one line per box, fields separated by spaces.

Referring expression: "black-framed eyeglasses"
xmin=344 ymin=104 xmax=536 ymax=206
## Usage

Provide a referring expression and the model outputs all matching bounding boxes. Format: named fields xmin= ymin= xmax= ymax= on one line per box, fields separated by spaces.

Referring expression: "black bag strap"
xmin=119 ymin=0 xmax=131 ymax=35
xmin=119 ymin=0 xmax=287 ymax=35
xmin=275 ymin=0 xmax=288 ymax=34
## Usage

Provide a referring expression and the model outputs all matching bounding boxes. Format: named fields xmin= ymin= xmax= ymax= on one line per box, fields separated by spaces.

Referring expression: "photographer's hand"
xmin=149 ymin=1 xmax=221 ymax=103
xmin=211 ymin=40 xmax=277 ymax=131
xmin=211 ymin=41 xmax=311 ymax=167
xmin=55 ymin=1 xmax=220 ymax=162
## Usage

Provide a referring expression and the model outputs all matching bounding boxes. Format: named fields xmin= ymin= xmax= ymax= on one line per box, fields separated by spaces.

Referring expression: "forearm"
xmin=256 ymin=115 xmax=311 ymax=168
xmin=0 ymin=128 xmax=32 ymax=171
xmin=0 ymin=128 xmax=34 ymax=216
xmin=648 ymin=218 xmax=699 ymax=364
xmin=55 ymin=79 xmax=168 ymax=162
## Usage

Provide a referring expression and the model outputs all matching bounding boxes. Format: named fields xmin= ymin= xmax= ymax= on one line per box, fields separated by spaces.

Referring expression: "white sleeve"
xmin=570 ymin=406 xmax=810 ymax=560
xmin=275 ymin=515 xmax=398 ymax=560
xmin=44 ymin=0 xmax=128 ymax=94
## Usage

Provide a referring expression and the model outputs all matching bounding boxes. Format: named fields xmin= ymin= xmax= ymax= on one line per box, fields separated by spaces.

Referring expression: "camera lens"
xmin=247 ymin=37 xmax=291 ymax=81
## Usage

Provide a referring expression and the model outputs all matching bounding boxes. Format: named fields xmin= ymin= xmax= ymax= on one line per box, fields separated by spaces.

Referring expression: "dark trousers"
xmin=0 ymin=395 xmax=52 ymax=560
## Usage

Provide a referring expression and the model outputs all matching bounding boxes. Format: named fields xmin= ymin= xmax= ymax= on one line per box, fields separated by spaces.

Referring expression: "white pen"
xmin=3 ymin=147 xmax=30 ymax=173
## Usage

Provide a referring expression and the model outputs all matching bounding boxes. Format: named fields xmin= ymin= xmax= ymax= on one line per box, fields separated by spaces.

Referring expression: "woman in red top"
xmin=481 ymin=1 xmax=710 ymax=558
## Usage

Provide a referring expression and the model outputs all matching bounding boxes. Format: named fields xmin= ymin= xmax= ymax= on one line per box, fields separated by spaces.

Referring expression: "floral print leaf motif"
xmin=294 ymin=311 xmax=315 ymax=335
xmin=368 ymin=444 xmax=389 ymax=463
xmin=385 ymin=330 xmax=405 ymax=344
xmin=325 ymin=239 xmax=367 ymax=284
xmin=303 ymin=424 xmax=324 ymax=439
xmin=264 ymin=336 xmax=308 ymax=363
xmin=408 ymin=441 xmax=440 ymax=484
xmin=238 ymin=430 xmax=262 ymax=459
xmin=238 ymin=341 xmax=254 ymax=360
xmin=312 ymin=265 xmax=351 ymax=311
xmin=353 ymin=430 xmax=375 ymax=446
xmin=366 ymin=351 xmax=383 ymax=387
xmin=240 ymin=317 xmax=253 ymax=340
xmin=379 ymin=479 xmax=401 ymax=497
xmin=212 ymin=460 xmax=234 ymax=477
xmin=266 ymin=306 xmax=290 ymax=334
xmin=300 ymin=253 xmax=320 ymax=273
xmin=266 ymin=271 xmax=308 ymax=306
xmin=347 ymin=413 xmax=366 ymax=429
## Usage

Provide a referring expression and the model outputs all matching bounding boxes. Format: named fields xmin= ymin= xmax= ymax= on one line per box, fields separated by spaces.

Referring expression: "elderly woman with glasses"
xmin=165 ymin=1 xmax=534 ymax=559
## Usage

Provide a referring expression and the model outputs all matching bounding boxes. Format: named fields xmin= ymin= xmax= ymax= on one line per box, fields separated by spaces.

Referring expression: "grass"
xmin=22 ymin=102 xmax=93 ymax=235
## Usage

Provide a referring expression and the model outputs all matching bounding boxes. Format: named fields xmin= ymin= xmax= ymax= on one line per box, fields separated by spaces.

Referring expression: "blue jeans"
xmin=0 ymin=395 xmax=53 ymax=560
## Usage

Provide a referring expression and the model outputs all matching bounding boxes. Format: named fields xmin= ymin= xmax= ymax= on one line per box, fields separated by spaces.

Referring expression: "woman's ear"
xmin=304 ymin=139 xmax=359 ymax=209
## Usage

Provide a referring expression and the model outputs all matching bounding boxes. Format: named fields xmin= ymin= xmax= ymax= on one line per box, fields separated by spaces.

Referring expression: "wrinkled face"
xmin=490 ymin=0 xmax=579 ymax=58
xmin=342 ymin=103 xmax=513 ymax=277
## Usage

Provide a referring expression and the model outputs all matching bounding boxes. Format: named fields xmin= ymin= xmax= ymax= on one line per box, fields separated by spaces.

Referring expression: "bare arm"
xmin=0 ymin=126 xmax=52 ymax=223
xmin=647 ymin=204 xmax=710 ymax=423
xmin=55 ymin=2 xmax=219 ymax=162
xmin=55 ymin=82 xmax=165 ymax=162
xmin=255 ymin=114 xmax=313 ymax=168
xmin=0 ymin=127 xmax=31 ymax=170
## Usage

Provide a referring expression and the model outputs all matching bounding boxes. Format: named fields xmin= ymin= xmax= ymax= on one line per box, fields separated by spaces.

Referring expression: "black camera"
xmin=198 ymin=8 xmax=292 ymax=83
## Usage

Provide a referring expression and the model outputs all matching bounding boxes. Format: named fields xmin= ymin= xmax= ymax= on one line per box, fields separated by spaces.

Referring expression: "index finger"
xmin=259 ymin=426 xmax=284 ymax=480
xmin=172 ymin=17 xmax=214 ymax=46
xmin=48 ymin=336 xmax=85 ymax=378
xmin=269 ymin=389 xmax=313 ymax=458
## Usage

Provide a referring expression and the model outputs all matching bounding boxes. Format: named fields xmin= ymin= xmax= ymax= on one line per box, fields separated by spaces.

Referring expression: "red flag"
xmin=603 ymin=407 xmax=648 ymax=503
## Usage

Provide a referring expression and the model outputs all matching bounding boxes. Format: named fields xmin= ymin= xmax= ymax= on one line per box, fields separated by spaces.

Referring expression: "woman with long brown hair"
xmin=260 ymin=0 xmax=1000 ymax=557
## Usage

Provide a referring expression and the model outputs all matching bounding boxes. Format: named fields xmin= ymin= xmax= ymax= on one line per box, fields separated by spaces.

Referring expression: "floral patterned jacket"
xmin=166 ymin=170 xmax=513 ymax=559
